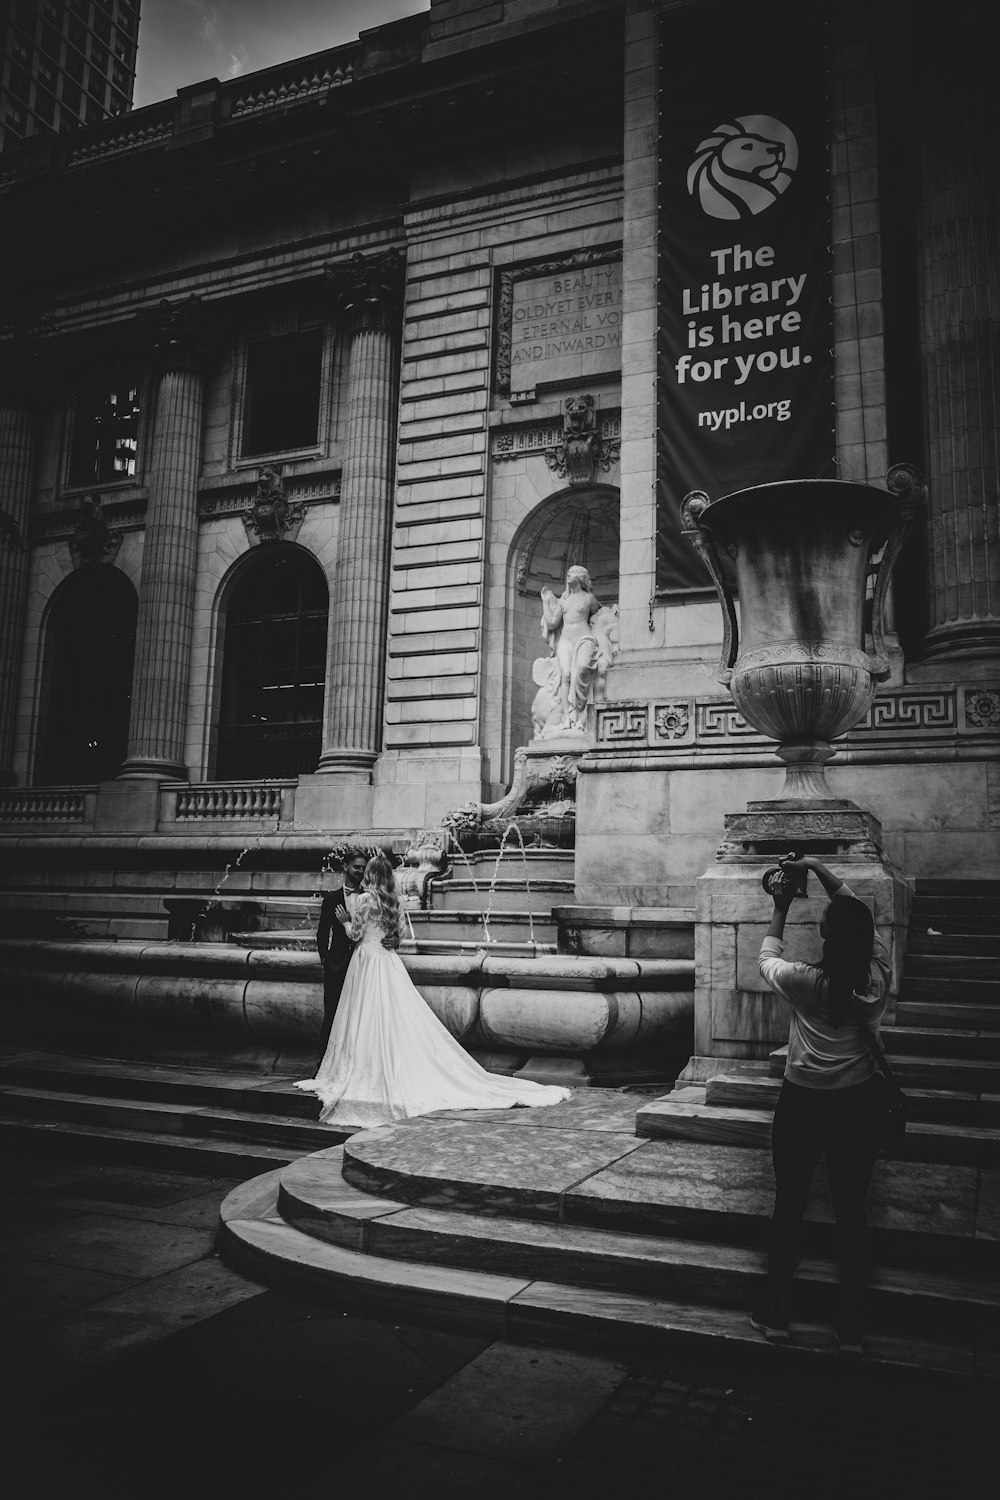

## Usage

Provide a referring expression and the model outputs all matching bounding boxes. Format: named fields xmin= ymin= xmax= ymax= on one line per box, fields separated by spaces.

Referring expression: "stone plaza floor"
xmin=1 ymin=1145 xmax=993 ymax=1500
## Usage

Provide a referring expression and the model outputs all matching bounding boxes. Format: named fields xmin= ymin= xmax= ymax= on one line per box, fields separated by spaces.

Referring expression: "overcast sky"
xmin=133 ymin=0 xmax=430 ymax=108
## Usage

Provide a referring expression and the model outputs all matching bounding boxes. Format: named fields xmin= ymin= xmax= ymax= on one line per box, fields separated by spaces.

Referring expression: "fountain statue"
xmin=443 ymin=566 xmax=619 ymax=852
xmin=675 ymin=466 xmax=925 ymax=1083
xmin=536 ymin=565 xmax=619 ymax=736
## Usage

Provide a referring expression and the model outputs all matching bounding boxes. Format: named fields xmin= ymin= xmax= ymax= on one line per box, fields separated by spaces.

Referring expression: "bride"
xmin=296 ymin=853 xmax=571 ymax=1128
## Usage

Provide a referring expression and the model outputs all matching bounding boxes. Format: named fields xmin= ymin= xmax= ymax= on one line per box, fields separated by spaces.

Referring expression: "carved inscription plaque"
xmin=510 ymin=263 xmax=623 ymax=394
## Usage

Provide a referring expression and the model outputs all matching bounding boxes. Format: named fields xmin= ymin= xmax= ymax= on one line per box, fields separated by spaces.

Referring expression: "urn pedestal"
xmin=676 ymin=471 xmax=923 ymax=1083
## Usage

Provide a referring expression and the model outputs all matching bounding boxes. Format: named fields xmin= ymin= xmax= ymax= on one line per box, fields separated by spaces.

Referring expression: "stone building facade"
xmin=1 ymin=0 xmax=997 ymax=906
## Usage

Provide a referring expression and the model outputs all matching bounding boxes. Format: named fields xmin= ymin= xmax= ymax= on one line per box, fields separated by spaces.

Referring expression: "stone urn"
xmin=681 ymin=467 xmax=924 ymax=807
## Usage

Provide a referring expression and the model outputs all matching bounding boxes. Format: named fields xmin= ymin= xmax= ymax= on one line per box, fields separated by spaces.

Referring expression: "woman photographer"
xmin=751 ymin=854 xmax=891 ymax=1352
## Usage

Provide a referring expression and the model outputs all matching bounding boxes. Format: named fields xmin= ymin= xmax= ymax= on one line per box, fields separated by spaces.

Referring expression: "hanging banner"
xmin=655 ymin=0 xmax=834 ymax=595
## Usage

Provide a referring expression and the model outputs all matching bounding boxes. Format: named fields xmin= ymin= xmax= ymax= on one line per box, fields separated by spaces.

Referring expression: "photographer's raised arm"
xmin=779 ymin=854 xmax=848 ymax=900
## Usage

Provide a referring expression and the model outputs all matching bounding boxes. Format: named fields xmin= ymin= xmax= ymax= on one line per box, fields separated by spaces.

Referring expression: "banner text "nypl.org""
xmin=698 ymin=399 xmax=792 ymax=431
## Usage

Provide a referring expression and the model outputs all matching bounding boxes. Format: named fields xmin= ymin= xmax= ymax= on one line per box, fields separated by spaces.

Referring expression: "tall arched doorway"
xmin=36 ymin=566 xmax=138 ymax=785
xmin=503 ymin=486 xmax=619 ymax=773
xmin=216 ymin=548 xmax=328 ymax=780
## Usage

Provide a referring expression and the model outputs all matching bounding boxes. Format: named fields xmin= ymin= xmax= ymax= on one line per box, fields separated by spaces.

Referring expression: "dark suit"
xmin=316 ymin=886 xmax=356 ymax=1051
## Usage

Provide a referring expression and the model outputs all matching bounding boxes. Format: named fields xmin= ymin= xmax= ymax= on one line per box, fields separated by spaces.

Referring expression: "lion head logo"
xmin=687 ymin=114 xmax=797 ymax=220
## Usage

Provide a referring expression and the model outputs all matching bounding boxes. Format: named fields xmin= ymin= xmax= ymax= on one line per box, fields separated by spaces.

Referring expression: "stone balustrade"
xmin=0 ymin=787 xmax=92 ymax=823
xmin=231 ymin=56 xmax=355 ymax=117
xmin=66 ymin=104 xmax=175 ymax=166
xmin=1 ymin=41 xmax=360 ymax=185
xmin=164 ymin=782 xmax=295 ymax=824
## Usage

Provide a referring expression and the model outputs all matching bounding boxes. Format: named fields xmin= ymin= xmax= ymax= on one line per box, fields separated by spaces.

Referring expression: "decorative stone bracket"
xmin=68 ymin=492 xmax=121 ymax=567
xmin=242 ymin=465 xmax=305 ymax=545
xmin=543 ymin=395 xmax=621 ymax=487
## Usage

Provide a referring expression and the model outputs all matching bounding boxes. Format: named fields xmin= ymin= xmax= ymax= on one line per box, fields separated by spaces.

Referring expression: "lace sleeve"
xmin=347 ymin=892 xmax=376 ymax=943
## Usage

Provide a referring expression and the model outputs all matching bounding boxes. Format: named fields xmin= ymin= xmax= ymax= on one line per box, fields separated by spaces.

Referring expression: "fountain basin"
xmin=0 ymin=937 xmax=694 ymax=1083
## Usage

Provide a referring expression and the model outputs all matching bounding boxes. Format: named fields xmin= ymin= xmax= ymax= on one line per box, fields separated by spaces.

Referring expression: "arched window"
xmin=216 ymin=549 xmax=328 ymax=780
xmin=36 ymin=567 xmax=138 ymax=785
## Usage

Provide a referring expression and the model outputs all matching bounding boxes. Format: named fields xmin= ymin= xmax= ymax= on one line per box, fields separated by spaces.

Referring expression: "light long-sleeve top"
xmin=758 ymin=883 xmax=891 ymax=1090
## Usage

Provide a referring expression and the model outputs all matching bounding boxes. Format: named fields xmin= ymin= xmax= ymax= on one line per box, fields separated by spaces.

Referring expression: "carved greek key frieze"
xmin=596 ymin=706 xmax=647 ymax=742
xmin=697 ymin=702 xmax=761 ymax=739
xmin=854 ymin=691 xmax=957 ymax=731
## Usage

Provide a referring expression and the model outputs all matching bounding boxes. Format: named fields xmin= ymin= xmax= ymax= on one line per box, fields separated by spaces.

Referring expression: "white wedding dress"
xmin=295 ymin=891 xmax=571 ymax=1128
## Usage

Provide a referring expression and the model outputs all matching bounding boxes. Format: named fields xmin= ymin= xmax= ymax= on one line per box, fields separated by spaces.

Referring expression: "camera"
xmin=761 ymin=854 xmax=807 ymax=899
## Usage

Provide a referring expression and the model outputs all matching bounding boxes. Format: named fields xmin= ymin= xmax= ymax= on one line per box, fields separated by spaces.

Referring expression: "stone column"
xmin=318 ymin=251 xmax=402 ymax=778
xmin=119 ymin=299 xmax=209 ymax=780
xmin=0 ymin=358 xmax=37 ymax=785
xmin=916 ymin=41 xmax=1000 ymax=665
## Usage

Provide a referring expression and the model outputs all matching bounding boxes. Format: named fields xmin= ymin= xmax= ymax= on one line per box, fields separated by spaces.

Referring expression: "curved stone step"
xmin=333 ymin=1105 xmax=998 ymax=1269
xmin=217 ymin=1162 xmax=995 ymax=1377
xmin=276 ymin=1147 xmax=1000 ymax=1340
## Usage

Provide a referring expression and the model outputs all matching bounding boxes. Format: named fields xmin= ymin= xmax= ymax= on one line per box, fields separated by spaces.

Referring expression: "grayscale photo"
xmin=0 ymin=1 xmax=996 ymax=1495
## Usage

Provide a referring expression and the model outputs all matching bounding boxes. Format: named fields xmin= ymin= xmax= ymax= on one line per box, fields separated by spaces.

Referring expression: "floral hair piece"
xmin=324 ymin=841 xmax=402 ymax=872
xmin=325 ymin=842 xmax=381 ymax=871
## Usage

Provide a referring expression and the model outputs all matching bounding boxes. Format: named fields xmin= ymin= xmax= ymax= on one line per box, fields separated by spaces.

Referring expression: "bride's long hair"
xmin=362 ymin=854 xmax=401 ymax=937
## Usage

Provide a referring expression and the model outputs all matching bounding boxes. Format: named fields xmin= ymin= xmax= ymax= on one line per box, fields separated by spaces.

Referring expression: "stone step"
xmin=0 ymin=1084 xmax=344 ymax=1152
xmin=896 ymin=1001 xmax=1000 ymax=1031
xmin=428 ymin=878 xmax=574 ymax=913
xmin=437 ymin=849 xmax=576 ymax=883
xmin=881 ymin=1025 xmax=1000 ymax=1061
xmin=908 ymin=903 xmax=1000 ymax=935
xmin=905 ymin=954 xmax=1000 ymax=979
xmin=901 ymin=977 xmax=1000 ymax=1005
xmin=399 ymin=939 xmax=560 ymax=958
xmin=0 ymin=1051 xmax=322 ymax=1116
xmin=218 ymin=1167 xmax=995 ymax=1378
xmin=906 ymin=931 xmax=1000 ymax=959
xmin=403 ymin=910 xmax=559 ymax=944
xmin=766 ymin=1046 xmax=1000 ymax=1093
xmin=0 ymin=1114 xmax=310 ymax=1175
xmin=707 ymin=1074 xmax=999 ymax=1127
xmin=634 ymin=1097 xmax=1000 ymax=1167
xmin=337 ymin=1106 xmax=997 ymax=1271
xmin=273 ymin=1146 xmax=1000 ymax=1341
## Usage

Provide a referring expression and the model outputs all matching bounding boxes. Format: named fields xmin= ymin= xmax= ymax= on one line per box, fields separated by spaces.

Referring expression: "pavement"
xmin=1 ymin=1144 xmax=993 ymax=1500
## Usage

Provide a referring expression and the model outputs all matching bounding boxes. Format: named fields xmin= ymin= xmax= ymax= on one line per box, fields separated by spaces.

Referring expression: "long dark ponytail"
xmin=818 ymin=896 xmax=875 ymax=1026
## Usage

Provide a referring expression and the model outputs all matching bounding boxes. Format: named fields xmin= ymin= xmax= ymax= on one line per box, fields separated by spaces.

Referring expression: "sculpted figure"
xmin=538 ymin=565 xmax=618 ymax=733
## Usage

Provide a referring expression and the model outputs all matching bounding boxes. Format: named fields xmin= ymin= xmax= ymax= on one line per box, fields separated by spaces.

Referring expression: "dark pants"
xmin=319 ymin=961 xmax=350 ymax=1053
xmin=768 ymin=1075 xmax=883 ymax=1303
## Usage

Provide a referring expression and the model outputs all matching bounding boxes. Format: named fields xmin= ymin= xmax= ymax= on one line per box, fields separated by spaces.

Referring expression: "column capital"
xmin=137 ymin=295 xmax=214 ymax=372
xmin=324 ymin=248 xmax=404 ymax=335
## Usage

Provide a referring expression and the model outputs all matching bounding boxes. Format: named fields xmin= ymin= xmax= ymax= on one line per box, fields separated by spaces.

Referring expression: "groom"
xmin=316 ymin=845 xmax=399 ymax=1054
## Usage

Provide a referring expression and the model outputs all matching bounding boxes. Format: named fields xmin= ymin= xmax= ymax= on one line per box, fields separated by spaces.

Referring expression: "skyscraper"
xmin=1 ymin=0 xmax=139 ymax=152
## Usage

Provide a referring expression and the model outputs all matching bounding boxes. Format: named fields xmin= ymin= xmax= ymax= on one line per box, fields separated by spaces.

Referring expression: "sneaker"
xmin=750 ymin=1301 xmax=790 ymax=1342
